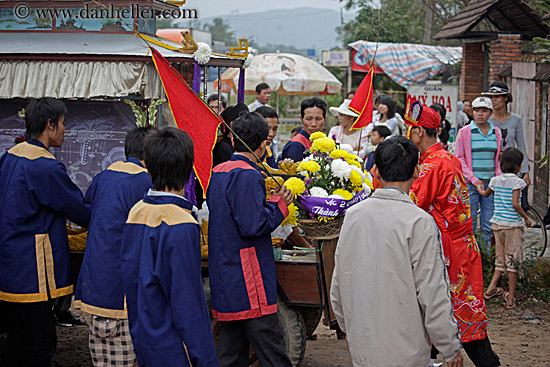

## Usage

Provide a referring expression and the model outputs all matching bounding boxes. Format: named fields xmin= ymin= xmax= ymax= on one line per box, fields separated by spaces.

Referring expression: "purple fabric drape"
xmin=193 ymin=61 xmax=201 ymax=94
xmin=237 ymin=69 xmax=245 ymax=104
xmin=184 ymin=170 xmax=197 ymax=206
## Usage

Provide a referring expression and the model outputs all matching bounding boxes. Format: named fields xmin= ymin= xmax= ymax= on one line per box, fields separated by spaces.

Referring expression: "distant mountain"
xmin=176 ymin=7 xmax=354 ymax=56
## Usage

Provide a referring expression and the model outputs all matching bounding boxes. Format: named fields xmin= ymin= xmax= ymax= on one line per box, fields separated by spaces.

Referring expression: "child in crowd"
xmin=477 ymin=147 xmax=531 ymax=309
xmin=365 ymin=125 xmax=391 ymax=171
xmin=331 ymin=136 xmax=463 ymax=367
xmin=74 ymin=126 xmax=154 ymax=366
xmin=120 ymin=127 xmax=218 ymax=367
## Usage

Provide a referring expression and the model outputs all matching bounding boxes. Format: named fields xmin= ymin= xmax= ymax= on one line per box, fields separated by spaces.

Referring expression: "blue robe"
xmin=280 ymin=129 xmax=311 ymax=162
xmin=207 ymin=154 xmax=288 ymax=321
xmin=121 ymin=193 xmax=218 ymax=367
xmin=0 ymin=140 xmax=90 ymax=302
xmin=74 ymin=158 xmax=153 ymax=318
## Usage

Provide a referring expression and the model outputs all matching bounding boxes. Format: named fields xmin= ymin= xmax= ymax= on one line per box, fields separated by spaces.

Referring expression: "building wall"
xmin=460 ymin=42 xmax=485 ymax=100
xmin=534 ymin=79 xmax=550 ymax=214
xmin=489 ymin=34 xmax=523 ymax=84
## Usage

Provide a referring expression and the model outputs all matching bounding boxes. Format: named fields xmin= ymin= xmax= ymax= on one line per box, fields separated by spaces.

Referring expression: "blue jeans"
xmin=467 ymin=182 xmax=494 ymax=256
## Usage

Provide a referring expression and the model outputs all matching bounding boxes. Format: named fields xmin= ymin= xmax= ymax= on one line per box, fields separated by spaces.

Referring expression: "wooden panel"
xmin=276 ymin=262 xmax=322 ymax=306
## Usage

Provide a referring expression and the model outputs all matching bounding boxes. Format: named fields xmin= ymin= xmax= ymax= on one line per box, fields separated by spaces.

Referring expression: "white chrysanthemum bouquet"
xmin=282 ymin=132 xmax=374 ymax=224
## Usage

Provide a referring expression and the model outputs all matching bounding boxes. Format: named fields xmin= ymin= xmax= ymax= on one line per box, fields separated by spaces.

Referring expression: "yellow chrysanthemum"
xmin=297 ymin=160 xmax=320 ymax=173
xmin=350 ymin=170 xmax=363 ymax=187
xmin=332 ymin=188 xmax=353 ymax=200
xmin=364 ymin=177 xmax=374 ymax=190
xmin=353 ymin=186 xmax=363 ymax=192
xmin=284 ymin=177 xmax=306 ymax=197
xmin=329 ymin=149 xmax=350 ymax=160
xmin=281 ymin=203 xmax=298 ymax=226
xmin=346 ymin=159 xmax=361 ymax=169
xmin=309 ymin=131 xmax=327 ymax=142
xmin=311 ymin=137 xmax=336 ymax=153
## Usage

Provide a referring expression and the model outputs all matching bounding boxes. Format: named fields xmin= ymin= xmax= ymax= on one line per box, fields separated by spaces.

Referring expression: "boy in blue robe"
xmin=74 ymin=126 xmax=154 ymax=366
xmin=207 ymin=112 xmax=294 ymax=367
xmin=0 ymin=97 xmax=91 ymax=366
xmin=121 ymin=127 xmax=218 ymax=367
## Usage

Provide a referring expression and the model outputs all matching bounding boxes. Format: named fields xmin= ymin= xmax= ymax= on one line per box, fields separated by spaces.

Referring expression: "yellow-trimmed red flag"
xmin=150 ymin=47 xmax=222 ymax=197
xmin=348 ymin=66 xmax=375 ymax=130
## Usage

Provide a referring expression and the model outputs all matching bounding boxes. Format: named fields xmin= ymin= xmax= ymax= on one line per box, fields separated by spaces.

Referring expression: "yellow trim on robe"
xmin=8 ymin=142 xmax=55 ymax=160
xmin=0 ymin=290 xmax=49 ymax=303
xmin=183 ymin=343 xmax=193 ymax=367
xmin=127 ymin=201 xmax=197 ymax=228
xmin=49 ymin=285 xmax=74 ymax=299
xmin=73 ymin=300 xmax=129 ymax=319
xmin=43 ymin=234 xmax=57 ymax=291
xmin=107 ymin=161 xmax=148 ymax=175
xmin=35 ymin=234 xmax=48 ymax=294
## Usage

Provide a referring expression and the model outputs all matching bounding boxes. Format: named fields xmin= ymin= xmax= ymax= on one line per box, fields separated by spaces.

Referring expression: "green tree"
xmin=339 ymin=0 xmax=468 ymax=46
xmin=533 ymin=0 xmax=550 ymax=62
xmin=205 ymin=18 xmax=236 ymax=45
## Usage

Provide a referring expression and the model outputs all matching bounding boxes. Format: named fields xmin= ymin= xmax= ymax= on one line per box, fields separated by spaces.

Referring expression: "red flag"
xmin=348 ymin=67 xmax=375 ymax=130
xmin=150 ymin=47 xmax=222 ymax=197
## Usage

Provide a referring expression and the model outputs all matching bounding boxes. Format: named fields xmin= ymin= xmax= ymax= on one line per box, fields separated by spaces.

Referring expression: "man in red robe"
xmin=407 ymin=104 xmax=500 ymax=367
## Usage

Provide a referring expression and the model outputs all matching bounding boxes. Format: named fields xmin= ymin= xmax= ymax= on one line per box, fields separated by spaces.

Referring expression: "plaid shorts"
xmin=88 ymin=315 xmax=137 ymax=366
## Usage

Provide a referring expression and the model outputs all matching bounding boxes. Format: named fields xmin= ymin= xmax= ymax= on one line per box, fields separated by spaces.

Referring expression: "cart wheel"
xmin=277 ymin=295 xmax=306 ymax=367
xmin=297 ymin=306 xmax=322 ymax=339
xmin=203 ymin=279 xmax=306 ymax=367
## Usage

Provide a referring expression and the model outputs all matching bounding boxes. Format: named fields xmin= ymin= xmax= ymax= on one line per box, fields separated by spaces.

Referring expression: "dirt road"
xmin=1 ymin=299 xmax=543 ymax=366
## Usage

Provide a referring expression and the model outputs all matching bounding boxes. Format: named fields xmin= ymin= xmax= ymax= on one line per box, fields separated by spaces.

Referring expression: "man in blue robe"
xmin=0 ymin=98 xmax=91 ymax=366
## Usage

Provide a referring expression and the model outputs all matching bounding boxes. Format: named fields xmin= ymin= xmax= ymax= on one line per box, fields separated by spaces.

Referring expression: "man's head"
xmin=405 ymin=104 xmax=440 ymax=152
xmin=232 ymin=112 xmax=269 ymax=156
xmin=221 ymin=103 xmax=249 ymax=129
xmin=144 ymin=127 xmax=194 ymax=192
xmin=255 ymin=106 xmax=278 ymax=146
xmin=255 ymin=83 xmax=271 ymax=105
xmin=290 ymin=126 xmax=302 ymax=138
xmin=300 ymin=98 xmax=326 ymax=135
xmin=125 ymin=126 xmax=155 ymax=161
xmin=374 ymin=136 xmax=419 ymax=184
xmin=472 ymin=96 xmax=493 ymax=125
xmin=207 ymin=94 xmax=227 ymax=114
xmin=371 ymin=125 xmax=392 ymax=146
xmin=25 ymin=98 xmax=68 ymax=147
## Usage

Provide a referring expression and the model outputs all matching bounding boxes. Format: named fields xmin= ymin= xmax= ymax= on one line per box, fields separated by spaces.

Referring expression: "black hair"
xmin=489 ymin=81 xmax=513 ymax=103
xmin=232 ymin=112 xmax=269 ymax=152
xmin=300 ymin=97 xmax=327 ymax=118
xmin=25 ymin=98 xmax=68 ymax=139
xmin=430 ymin=103 xmax=447 ymax=121
xmin=346 ymin=90 xmax=356 ymax=99
xmin=255 ymin=106 xmax=278 ymax=119
xmin=374 ymin=94 xmax=387 ymax=105
xmin=378 ymin=96 xmax=396 ymax=119
xmin=500 ymin=147 xmax=523 ymax=173
xmin=207 ymin=94 xmax=227 ymax=109
xmin=291 ymin=126 xmax=302 ymax=135
xmin=374 ymin=136 xmax=418 ymax=182
xmin=372 ymin=125 xmax=392 ymax=139
xmin=463 ymin=99 xmax=471 ymax=103
xmin=125 ymin=126 xmax=155 ymax=161
xmin=255 ymin=83 xmax=270 ymax=94
xmin=144 ymin=127 xmax=194 ymax=191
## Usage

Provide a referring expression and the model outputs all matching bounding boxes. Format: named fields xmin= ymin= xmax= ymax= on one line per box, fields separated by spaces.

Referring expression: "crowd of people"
xmin=0 ymin=78 xmax=534 ymax=367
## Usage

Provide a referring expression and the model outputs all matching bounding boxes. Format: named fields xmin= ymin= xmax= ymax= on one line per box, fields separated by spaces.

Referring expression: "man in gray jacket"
xmin=331 ymin=136 xmax=463 ymax=367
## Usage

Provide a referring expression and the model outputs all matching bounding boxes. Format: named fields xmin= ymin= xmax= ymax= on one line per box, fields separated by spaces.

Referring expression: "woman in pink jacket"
xmin=455 ymin=96 xmax=502 ymax=257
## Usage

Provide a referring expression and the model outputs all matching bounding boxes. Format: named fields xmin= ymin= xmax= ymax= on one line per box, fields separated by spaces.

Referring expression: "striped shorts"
xmin=88 ymin=316 xmax=137 ymax=367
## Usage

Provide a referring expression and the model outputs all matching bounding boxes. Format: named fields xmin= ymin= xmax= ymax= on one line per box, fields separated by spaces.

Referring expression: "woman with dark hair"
xmin=370 ymin=95 xmax=399 ymax=135
xmin=482 ymin=81 xmax=530 ymax=187
xmin=430 ymin=103 xmax=452 ymax=149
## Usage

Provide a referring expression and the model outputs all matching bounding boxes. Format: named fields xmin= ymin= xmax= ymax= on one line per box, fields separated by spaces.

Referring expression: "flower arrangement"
xmin=193 ymin=42 xmax=212 ymax=65
xmin=281 ymin=132 xmax=374 ymax=227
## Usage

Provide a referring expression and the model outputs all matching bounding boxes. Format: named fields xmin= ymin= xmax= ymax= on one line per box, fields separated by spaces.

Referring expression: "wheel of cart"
xmin=202 ymin=277 xmax=308 ymax=367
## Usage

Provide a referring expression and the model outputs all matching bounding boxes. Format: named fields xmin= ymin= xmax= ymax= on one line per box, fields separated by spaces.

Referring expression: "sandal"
xmin=483 ymin=287 xmax=504 ymax=300
xmin=503 ymin=291 xmax=516 ymax=309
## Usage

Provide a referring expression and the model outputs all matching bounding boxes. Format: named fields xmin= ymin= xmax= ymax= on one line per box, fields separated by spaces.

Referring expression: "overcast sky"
xmin=185 ymin=0 xmax=356 ymax=18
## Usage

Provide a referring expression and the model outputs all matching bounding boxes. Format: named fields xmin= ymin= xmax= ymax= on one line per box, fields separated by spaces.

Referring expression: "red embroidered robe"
xmin=410 ymin=142 xmax=487 ymax=342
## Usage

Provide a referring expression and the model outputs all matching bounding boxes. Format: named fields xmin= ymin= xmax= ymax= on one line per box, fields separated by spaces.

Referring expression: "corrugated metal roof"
xmin=0 ymin=32 xmax=243 ymax=66
xmin=532 ymin=69 xmax=550 ymax=82
xmin=434 ymin=0 xmax=549 ymax=40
